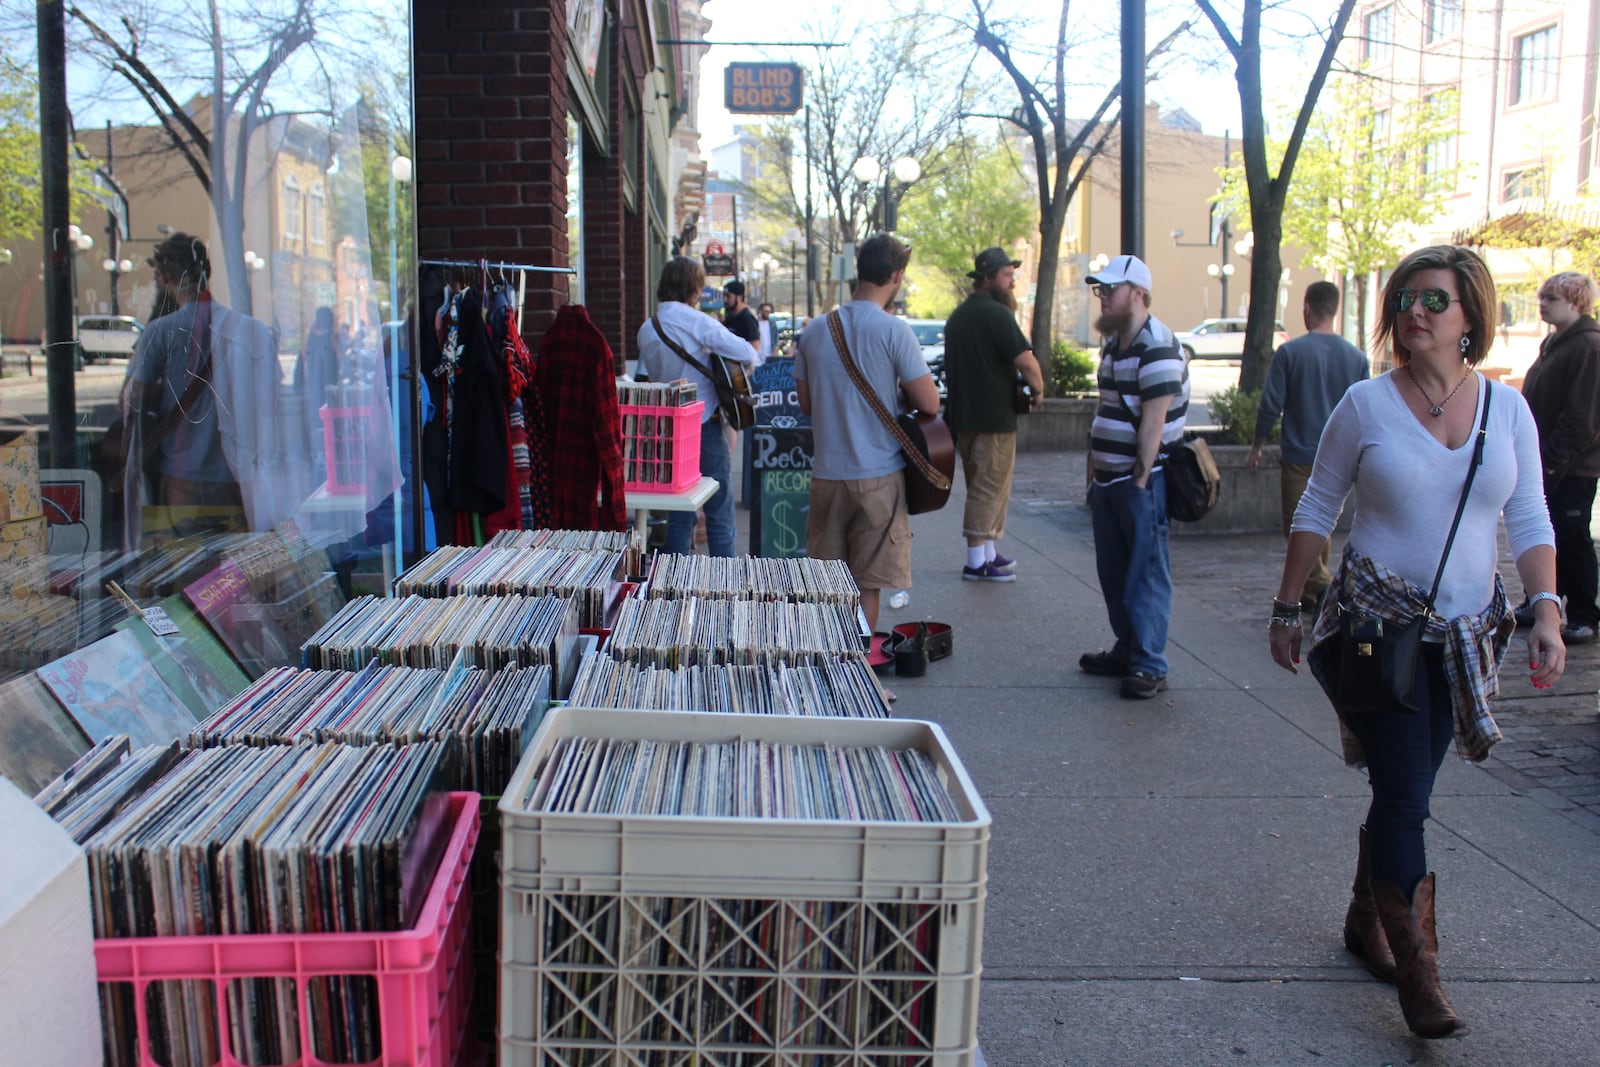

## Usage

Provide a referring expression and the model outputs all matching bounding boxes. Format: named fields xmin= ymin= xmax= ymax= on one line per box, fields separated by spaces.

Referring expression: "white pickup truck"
xmin=77 ymin=315 xmax=143 ymax=364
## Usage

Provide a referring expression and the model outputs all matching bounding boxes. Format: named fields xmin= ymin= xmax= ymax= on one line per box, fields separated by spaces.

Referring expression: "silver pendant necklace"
xmin=1406 ymin=365 xmax=1472 ymax=417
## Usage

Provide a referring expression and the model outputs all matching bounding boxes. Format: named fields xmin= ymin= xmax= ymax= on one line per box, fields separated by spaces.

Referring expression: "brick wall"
xmin=412 ymin=0 xmax=572 ymax=336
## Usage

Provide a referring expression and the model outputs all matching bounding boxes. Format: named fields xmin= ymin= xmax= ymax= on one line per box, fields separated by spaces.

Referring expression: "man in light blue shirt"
xmin=794 ymin=234 xmax=938 ymax=632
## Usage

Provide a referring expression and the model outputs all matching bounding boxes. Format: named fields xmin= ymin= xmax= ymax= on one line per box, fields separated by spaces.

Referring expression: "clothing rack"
xmin=420 ymin=258 xmax=574 ymax=275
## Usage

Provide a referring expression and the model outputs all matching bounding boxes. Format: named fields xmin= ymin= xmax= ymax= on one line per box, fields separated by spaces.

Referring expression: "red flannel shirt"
xmin=535 ymin=305 xmax=627 ymax=530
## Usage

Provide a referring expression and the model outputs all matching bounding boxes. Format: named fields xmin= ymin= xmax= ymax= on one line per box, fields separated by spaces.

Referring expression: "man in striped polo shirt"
xmin=1079 ymin=255 xmax=1189 ymax=699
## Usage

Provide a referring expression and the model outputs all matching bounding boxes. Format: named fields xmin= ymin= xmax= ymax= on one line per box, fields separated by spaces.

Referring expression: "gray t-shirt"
xmin=129 ymin=300 xmax=233 ymax=482
xmin=793 ymin=302 xmax=931 ymax=480
xmin=1255 ymin=331 xmax=1370 ymax=465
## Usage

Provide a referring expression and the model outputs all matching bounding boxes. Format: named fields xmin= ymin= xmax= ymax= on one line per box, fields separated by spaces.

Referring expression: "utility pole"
xmin=38 ymin=0 xmax=77 ymax=467
xmin=1120 ymin=0 xmax=1145 ymax=259
xmin=804 ymin=104 xmax=815 ymax=318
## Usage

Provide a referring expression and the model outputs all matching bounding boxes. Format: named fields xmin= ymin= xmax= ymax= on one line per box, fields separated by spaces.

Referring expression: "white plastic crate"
xmin=495 ymin=708 xmax=990 ymax=1066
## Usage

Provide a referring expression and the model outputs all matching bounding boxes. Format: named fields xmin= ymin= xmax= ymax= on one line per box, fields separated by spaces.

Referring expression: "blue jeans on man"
xmin=1088 ymin=470 xmax=1171 ymax=678
xmin=666 ymin=417 xmax=736 ymax=557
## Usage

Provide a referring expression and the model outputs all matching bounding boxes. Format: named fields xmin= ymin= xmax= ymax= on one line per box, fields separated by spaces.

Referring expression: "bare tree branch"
xmin=1192 ymin=0 xmax=1241 ymax=60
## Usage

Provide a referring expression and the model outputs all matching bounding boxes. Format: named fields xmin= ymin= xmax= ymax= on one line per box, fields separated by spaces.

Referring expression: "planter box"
xmin=1016 ymin=397 xmax=1096 ymax=452
xmin=1171 ymin=443 xmax=1353 ymax=537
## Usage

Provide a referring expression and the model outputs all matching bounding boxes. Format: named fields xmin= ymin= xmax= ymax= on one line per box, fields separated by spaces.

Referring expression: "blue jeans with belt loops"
xmin=1336 ymin=643 xmax=1455 ymax=899
xmin=665 ymin=418 xmax=736 ymax=557
xmin=1088 ymin=470 xmax=1171 ymax=677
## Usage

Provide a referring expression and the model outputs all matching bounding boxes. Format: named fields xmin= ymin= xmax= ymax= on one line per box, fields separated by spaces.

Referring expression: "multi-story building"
xmin=1349 ymin=0 xmax=1600 ymax=375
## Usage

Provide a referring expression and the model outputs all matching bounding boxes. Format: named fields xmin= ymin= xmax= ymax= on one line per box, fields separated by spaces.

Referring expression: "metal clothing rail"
xmin=420 ymin=257 xmax=574 ymax=275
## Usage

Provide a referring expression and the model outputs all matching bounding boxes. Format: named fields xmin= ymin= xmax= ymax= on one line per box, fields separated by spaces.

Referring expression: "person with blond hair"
xmin=1268 ymin=245 xmax=1563 ymax=1039
xmin=1518 ymin=270 xmax=1600 ymax=643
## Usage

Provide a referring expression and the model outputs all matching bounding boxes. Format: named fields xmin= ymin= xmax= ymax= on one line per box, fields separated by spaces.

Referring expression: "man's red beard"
xmin=984 ymin=278 xmax=1017 ymax=311
xmin=1094 ymin=308 xmax=1134 ymax=336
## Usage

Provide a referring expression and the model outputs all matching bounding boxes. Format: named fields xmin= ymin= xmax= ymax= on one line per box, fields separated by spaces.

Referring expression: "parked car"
xmin=76 ymin=315 xmax=143 ymax=363
xmin=1174 ymin=317 xmax=1289 ymax=360
xmin=906 ymin=318 xmax=947 ymax=397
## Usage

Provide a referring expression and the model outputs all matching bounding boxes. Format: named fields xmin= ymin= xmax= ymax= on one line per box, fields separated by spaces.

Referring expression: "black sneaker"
xmin=1561 ymin=623 xmax=1597 ymax=645
xmin=1120 ymin=671 xmax=1168 ymax=699
xmin=1079 ymin=650 xmax=1130 ymax=676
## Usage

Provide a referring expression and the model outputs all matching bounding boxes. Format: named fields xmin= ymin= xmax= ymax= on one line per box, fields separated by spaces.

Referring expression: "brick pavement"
xmin=1009 ymin=449 xmax=1600 ymax=837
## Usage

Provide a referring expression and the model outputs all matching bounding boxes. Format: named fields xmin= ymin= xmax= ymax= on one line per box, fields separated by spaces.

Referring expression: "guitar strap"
xmin=650 ymin=315 xmax=721 ymax=386
xmin=825 ymin=309 xmax=951 ymax=491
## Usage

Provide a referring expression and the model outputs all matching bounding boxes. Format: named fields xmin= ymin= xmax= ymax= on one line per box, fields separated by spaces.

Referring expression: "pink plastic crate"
xmin=94 ymin=791 xmax=481 ymax=1067
xmin=320 ymin=405 xmax=373 ymax=496
xmin=621 ymin=400 xmax=703 ymax=494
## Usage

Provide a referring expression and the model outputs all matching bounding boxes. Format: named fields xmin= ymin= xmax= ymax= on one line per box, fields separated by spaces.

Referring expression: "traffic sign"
xmin=724 ymin=63 xmax=803 ymax=115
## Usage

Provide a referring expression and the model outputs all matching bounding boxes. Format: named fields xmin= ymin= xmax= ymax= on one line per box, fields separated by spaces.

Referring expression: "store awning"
xmin=1453 ymin=205 xmax=1600 ymax=249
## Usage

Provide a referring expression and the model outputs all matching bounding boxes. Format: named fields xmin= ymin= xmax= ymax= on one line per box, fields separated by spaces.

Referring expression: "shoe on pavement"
xmin=1561 ymin=623 xmax=1597 ymax=645
xmin=1120 ymin=671 xmax=1168 ymax=699
xmin=962 ymin=561 xmax=1016 ymax=582
xmin=1079 ymin=649 xmax=1130 ymax=676
xmin=1513 ymin=600 xmax=1535 ymax=628
xmin=990 ymin=553 xmax=1016 ymax=569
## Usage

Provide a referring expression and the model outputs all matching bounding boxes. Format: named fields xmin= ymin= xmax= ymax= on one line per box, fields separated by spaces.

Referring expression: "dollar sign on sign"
xmin=771 ymin=498 xmax=801 ymax=556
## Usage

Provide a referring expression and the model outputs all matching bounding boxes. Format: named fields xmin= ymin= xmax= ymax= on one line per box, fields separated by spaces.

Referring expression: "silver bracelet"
xmin=1527 ymin=591 xmax=1561 ymax=613
xmin=1268 ymin=615 xmax=1301 ymax=629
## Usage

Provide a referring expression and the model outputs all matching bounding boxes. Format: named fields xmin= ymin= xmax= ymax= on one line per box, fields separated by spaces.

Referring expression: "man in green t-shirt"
xmin=943 ymin=247 xmax=1044 ymax=581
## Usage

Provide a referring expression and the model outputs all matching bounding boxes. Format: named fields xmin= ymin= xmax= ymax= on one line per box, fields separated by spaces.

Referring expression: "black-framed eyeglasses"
xmin=1395 ymin=287 xmax=1453 ymax=313
xmin=1090 ymin=282 xmax=1124 ymax=299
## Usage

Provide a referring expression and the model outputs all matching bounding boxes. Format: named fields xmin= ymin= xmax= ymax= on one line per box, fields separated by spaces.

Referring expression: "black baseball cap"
xmin=722 ymin=280 xmax=746 ymax=296
xmin=968 ymin=246 xmax=1022 ymax=279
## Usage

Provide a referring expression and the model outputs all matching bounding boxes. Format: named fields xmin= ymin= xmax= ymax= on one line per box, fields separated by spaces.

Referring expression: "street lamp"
xmin=850 ymin=154 xmax=921 ymax=233
xmin=102 ymin=256 xmax=134 ymax=316
xmin=66 ymin=225 xmax=93 ymax=346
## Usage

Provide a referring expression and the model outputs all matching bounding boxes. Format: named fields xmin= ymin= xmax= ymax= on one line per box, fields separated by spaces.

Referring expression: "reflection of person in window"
xmin=123 ymin=233 xmax=243 ymax=512
xmin=294 ymin=306 xmax=339 ymax=408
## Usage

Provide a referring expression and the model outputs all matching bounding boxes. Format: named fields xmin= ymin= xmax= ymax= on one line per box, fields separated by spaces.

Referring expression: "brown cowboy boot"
xmin=1372 ymin=874 xmax=1462 ymax=1038
xmin=1343 ymin=827 xmax=1396 ymax=981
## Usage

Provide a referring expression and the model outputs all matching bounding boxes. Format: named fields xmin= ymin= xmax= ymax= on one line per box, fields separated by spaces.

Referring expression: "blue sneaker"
xmin=990 ymin=553 xmax=1016 ymax=569
xmin=962 ymin=561 xmax=1016 ymax=582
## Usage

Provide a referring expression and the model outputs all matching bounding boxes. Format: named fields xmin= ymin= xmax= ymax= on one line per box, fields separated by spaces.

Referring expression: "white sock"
xmin=983 ymin=540 xmax=997 ymax=562
xmin=966 ymin=546 xmax=985 ymax=569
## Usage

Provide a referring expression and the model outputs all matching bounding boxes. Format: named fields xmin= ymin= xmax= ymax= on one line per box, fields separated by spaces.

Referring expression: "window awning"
xmin=1452 ymin=205 xmax=1600 ymax=248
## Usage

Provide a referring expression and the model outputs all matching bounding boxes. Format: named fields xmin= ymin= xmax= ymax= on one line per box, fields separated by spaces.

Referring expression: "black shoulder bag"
xmin=1324 ymin=379 xmax=1490 ymax=715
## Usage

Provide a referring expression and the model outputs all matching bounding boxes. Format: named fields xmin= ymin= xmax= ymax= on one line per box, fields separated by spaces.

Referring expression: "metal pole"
xmin=388 ymin=165 xmax=402 ymax=580
xmin=789 ymin=242 xmax=797 ymax=325
xmin=106 ymin=120 xmax=119 ymax=317
xmin=1119 ymin=0 xmax=1145 ymax=259
xmin=804 ymin=104 xmax=815 ymax=318
xmin=39 ymin=0 xmax=77 ymax=467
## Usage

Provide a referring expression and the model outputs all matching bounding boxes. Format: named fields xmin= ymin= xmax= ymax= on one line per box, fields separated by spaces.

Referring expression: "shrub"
xmin=1049 ymin=340 xmax=1097 ymax=396
xmin=1208 ymin=385 xmax=1277 ymax=445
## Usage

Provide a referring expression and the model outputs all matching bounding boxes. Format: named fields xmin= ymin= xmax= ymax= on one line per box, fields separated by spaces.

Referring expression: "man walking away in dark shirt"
xmin=1248 ymin=280 xmax=1369 ymax=610
xmin=943 ymin=246 xmax=1044 ymax=581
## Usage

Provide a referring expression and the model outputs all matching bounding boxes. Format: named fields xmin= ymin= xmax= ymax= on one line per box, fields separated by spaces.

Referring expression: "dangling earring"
xmin=1459 ymin=333 xmax=1471 ymax=356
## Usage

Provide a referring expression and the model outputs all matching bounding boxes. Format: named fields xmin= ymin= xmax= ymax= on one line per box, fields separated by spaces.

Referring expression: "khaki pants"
xmin=956 ymin=431 xmax=1016 ymax=541
xmin=1281 ymin=461 xmax=1330 ymax=602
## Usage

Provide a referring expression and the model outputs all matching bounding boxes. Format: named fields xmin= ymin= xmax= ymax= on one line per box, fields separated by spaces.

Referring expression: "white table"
xmin=626 ymin=476 xmax=718 ymax=539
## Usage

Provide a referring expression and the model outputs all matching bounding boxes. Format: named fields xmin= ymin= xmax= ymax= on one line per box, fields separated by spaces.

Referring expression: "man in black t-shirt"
xmin=944 ymin=246 xmax=1044 ymax=581
xmin=721 ymin=281 xmax=761 ymax=355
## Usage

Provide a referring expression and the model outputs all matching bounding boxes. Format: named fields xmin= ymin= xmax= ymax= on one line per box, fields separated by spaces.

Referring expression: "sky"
xmin=691 ymin=0 xmax=1338 ymax=156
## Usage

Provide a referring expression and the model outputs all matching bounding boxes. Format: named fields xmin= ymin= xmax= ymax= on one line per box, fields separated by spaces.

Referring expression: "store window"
xmin=567 ymin=112 xmax=586 ymax=305
xmin=0 ymin=1 xmax=416 ymax=756
xmin=1422 ymin=91 xmax=1459 ymax=186
xmin=1511 ymin=25 xmax=1558 ymax=106
xmin=1363 ymin=5 xmax=1393 ymax=66
xmin=1426 ymin=0 xmax=1462 ymax=44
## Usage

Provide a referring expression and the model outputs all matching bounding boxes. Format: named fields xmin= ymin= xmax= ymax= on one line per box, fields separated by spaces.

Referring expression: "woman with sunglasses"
xmin=1267 ymin=245 xmax=1563 ymax=1038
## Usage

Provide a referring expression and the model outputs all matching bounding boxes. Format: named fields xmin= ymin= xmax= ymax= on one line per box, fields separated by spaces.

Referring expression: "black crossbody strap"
xmin=825 ymin=309 xmax=950 ymax=490
xmin=650 ymin=314 xmax=718 ymax=383
xmin=1425 ymin=376 xmax=1492 ymax=612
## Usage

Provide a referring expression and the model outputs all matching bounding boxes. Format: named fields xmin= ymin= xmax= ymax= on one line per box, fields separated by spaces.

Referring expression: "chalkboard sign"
xmin=750 ymin=426 xmax=812 ymax=558
xmin=751 ymin=357 xmax=810 ymax=429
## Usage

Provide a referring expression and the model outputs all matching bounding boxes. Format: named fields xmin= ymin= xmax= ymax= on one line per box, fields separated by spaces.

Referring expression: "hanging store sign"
xmin=724 ymin=63 xmax=803 ymax=115
xmin=703 ymin=241 xmax=735 ymax=276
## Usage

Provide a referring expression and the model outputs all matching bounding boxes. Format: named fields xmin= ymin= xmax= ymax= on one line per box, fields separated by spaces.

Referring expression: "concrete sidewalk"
xmin=863 ymin=450 xmax=1600 ymax=1065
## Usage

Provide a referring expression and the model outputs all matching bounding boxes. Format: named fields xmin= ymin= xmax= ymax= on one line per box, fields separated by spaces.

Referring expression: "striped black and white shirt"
xmin=1089 ymin=314 xmax=1189 ymax=483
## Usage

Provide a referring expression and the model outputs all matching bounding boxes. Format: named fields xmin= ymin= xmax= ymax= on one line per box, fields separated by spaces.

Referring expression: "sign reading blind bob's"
xmin=724 ymin=63 xmax=803 ymax=115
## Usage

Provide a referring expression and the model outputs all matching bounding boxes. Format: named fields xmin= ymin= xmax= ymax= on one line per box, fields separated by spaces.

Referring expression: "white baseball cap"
xmin=1086 ymin=254 xmax=1153 ymax=292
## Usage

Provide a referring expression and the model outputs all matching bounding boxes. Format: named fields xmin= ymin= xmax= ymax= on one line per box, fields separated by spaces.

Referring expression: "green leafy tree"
xmin=1218 ymin=76 xmax=1461 ymax=354
xmin=0 ymin=45 xmax=97 ymax=243
xmin=896 ymin=138 xmax=1034 ymax=308
xmin=1194 ymin=0 xmax=1358 ymax=392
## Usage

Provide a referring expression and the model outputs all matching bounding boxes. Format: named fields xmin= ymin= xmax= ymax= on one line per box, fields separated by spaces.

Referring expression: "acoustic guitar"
xmin=897 ymin=409 xmax=956 ymax=515
xmin=714 ymin=354 xmax=757 ymax=430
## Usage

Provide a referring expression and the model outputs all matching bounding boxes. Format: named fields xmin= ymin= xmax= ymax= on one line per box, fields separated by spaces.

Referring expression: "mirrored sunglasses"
xmin=1395 ymin=287 xmax=1452 ymax=313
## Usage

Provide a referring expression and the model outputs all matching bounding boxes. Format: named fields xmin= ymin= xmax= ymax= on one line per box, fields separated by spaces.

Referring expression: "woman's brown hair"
xmin=1372 ymin=245 xmax=1498 ymax=367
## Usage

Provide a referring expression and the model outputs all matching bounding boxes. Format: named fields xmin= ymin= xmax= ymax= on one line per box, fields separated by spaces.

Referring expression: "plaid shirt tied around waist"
xmin=1309 ymin=544 xmax=1514 ymax=764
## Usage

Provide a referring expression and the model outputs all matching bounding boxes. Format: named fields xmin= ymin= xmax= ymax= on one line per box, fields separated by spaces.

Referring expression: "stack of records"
xmin=607 ymin=596 xmax=863 ymax=668
xmin=567 ymin=652 xmax=889 ymax=717
xmin=301 ymin=593 xmax=578 ymax=673
xmin=616 ymin=379 xmax=698 ymax=406
xmin=486 ymin=528 xmax=634 ymax=553
xmin=645 ymin=553 xmax=860 ymax=607
xmin=55 ymin=741 xmax=452 ymax=1067
xmin=520 ymin=734 xmax=961 ymax=821
xmin=394 ymin=546 xmax=620 ymax=627
xmin=189 ymin=662 xmax=551 ymax=792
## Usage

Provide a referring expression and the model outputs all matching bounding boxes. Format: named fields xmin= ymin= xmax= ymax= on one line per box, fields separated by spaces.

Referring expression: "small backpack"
xmin=1164 ymin=433 xmax=1221 ymax=522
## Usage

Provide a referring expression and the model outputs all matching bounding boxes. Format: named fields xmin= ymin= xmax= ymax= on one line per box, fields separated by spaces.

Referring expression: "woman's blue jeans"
xmin=665 ymin=418 xmax=736 ymax=557
xmin=1336 ymin=643 xmax=1455 ymax=898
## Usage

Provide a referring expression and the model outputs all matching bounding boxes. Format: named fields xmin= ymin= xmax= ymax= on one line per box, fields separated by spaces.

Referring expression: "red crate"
xmin=320 ymin=405 xmax=374 ymax=496
xmin=620 ymin=400 xmax=703 ymax=494
xmin=94 ymin=792 xmax=481 ymax=1067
